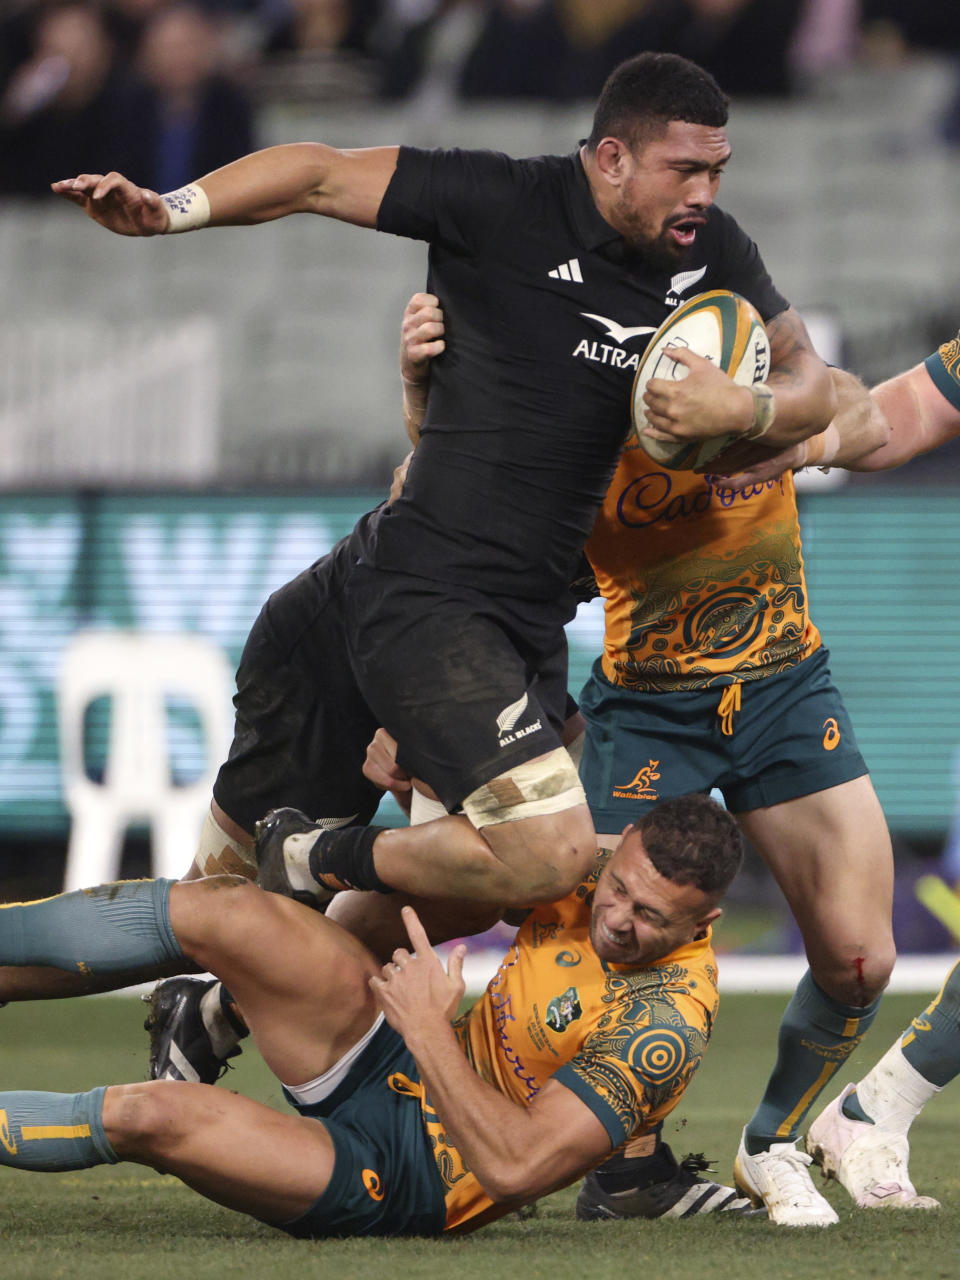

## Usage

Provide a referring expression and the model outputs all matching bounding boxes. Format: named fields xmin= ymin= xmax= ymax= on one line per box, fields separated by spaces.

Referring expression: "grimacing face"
xmin=589 ymin=827 xmax=721 ymax=967
xmin=604 ymin=120 xmax=731 ymax=267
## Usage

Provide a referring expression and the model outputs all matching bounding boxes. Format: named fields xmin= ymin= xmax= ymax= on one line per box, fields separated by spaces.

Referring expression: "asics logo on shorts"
xmin=821 ymin=719 xmax=841 ymax=751
xmin=362 ymin=1168 xmax=384 ymax=1201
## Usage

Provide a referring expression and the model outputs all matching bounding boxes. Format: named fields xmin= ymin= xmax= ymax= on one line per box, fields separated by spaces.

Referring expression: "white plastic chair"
xmin=57 ymin=630 xmax=234 ymax=890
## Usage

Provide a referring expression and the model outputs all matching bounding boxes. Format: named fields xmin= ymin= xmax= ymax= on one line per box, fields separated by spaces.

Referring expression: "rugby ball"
xmin=631 ymin=290 xmax=771 ymax=471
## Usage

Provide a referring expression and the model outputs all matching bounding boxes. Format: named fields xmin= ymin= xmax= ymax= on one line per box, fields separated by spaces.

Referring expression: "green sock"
xmin=744 ymin=970 xmax=880 ymax=1152
xmin=0 ymin=1087 xmax=118 ymax=1170
xmin=0 ymin=880 xmax=182 ymax=975
xmin=900 ymin=960 xmax=960 ymax=1088
xmin=841 ymin=1090 xmax=873 ymax=1123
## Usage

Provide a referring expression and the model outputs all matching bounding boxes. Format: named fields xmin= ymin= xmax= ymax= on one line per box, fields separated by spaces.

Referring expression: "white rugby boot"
xmin=805 ymin=1084 xmax=939 ymax=1209
xmin=734 ymin=1128 xmax=839 ymax=1226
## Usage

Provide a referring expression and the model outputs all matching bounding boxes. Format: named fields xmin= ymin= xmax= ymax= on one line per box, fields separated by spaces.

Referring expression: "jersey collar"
xmin=566 ymin=147 xmax=624 ymax=253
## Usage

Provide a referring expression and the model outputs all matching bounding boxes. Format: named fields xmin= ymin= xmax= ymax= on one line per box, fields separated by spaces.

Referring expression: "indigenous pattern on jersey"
xmin=586 ymin=449 xmax=822 ymax=691
xmin=428 ymin=852 xmax=718 ymax=1232
xmin=375 ymin=146 xmax=787 ymax=602
xmin=925 ymin=329 xmax=960 ymax=412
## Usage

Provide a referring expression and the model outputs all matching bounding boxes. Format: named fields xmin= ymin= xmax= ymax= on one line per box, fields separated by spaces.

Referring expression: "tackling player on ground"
xmin=0 ymin=795 xmax=743 ymax=1238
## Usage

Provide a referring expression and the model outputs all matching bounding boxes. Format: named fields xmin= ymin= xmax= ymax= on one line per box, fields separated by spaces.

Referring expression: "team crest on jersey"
xmin=664 ymin=266 xmax=708 ymax=307
xmin=611 ymin=760 xmax=661 ymax=801
xmin=545 ymin=986 xmax=582 ymax=1032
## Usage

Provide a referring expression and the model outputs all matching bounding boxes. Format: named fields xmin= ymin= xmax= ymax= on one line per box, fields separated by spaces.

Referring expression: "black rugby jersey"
xmin=374 ymin=145 xmax=788 ymax=603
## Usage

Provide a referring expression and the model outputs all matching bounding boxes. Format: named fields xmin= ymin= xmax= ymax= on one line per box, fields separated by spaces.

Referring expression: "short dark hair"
xmin=587 ymin=52 xmax=729 ymax=154
xmin=635 ymin=793 xmax=743 ymax=897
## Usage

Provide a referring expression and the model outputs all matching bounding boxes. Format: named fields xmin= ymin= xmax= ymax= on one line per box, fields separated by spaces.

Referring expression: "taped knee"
xmin=194 ymin=809 xmax=257 ymax=879
xmin=461 ymin=747 xmax=586 ymax=829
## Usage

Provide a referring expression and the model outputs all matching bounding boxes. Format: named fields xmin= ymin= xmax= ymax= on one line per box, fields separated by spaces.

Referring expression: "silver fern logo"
xmin=665 ymin=265 xmax=707 ymax=305
xmin=497 ymin=692 xmax=529 ymax=738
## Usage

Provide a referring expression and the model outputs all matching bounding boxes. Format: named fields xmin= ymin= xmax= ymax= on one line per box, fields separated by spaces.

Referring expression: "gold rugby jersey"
xmin=925 ymin=329 xmax=960 ymax=412
xmin=586 ymin=439 xmax=822 ymax=691
xmin=427 ymin=853 xmax=718 ymax=1232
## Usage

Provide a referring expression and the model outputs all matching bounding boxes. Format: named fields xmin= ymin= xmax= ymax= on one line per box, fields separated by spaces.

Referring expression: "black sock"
xmin=594 ymin=1141 xmax=678 ymax=1192
xmin=309 ymin=825 xmax=394 ymax=894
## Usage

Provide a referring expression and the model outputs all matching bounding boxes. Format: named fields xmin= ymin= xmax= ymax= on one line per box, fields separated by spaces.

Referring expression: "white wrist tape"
xmin=744 ymin=383 xmax=777 ymax=440
xmin=161 ymin=184 xmax=210 ymax=234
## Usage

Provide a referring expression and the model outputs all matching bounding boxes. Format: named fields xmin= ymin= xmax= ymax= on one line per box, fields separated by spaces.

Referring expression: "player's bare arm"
xmin=737 ymin=359 xmax=958 ymax=483
xmin=642 ymin=305 xmax=835 ymax=449
xmin=400 ymin=293 xmax=444 ymax=445
xmin=373 ymin=907 xmax=611 ymax=1202
xmin=847 ymin=362 xmax=960 ymax=471
xmin=716 ymin=365 xmax=892 ymax=486
xmin=51 ymin=143 xmax=400 ymax=235
xmin=744 ymin=304 xmax=836 ymax=445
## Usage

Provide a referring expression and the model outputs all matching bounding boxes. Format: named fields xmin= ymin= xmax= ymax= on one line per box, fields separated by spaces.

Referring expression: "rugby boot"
xmin=254 ymin=807 xmax=347 ymax=908
xmin=576 ymin=1146 xmax=762 ymax=1219
xmin=734 ymin=1128 xmax=838 ymax=1226
xmin=805 ymin=1084 xmax=939 ymax=1209
xmin=143 ymin=976 xmax=242 ymax=1083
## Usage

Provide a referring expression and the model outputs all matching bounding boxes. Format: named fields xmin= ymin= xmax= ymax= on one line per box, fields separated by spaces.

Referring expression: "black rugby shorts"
xmin=342 ymin=565 xmax=568 ymax=811
xmin=213 ymin=563 xmax=382 ymax=834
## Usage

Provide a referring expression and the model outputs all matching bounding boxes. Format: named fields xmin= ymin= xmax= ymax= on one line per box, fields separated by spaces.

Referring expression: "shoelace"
xmin=755 ymin=1146 xmax=824 ymax=1205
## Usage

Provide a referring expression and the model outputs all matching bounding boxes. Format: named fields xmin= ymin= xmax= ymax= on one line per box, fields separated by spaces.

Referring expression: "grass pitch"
xmin=2 ymin=991 xmax=958 ymax=1280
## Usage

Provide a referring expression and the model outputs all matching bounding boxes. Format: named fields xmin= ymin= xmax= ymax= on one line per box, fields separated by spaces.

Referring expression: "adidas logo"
xmin=548 ymin=257 xmax=583 ymax=283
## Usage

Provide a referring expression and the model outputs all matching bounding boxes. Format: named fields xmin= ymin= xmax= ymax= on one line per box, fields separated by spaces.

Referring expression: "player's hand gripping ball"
xmin=632 ymin=290 xmax=770 ymax=471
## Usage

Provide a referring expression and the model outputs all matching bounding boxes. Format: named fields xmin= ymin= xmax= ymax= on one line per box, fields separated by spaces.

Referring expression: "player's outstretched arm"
xmin=846 ymin=361 xmax=960 ymax=471
xmin=713 ymin=365 xmax=891 ymax=486
xmin=51 ymin=143 xmax=400 ymax=236
xmin=719 ymin=356 xmax=960 ymax=485
xmin=373 ymin=907 xmax=612 ymax=1203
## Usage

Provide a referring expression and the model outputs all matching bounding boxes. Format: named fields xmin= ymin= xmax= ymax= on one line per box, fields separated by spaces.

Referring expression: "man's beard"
xmin=626 ymin=224 xmax=693 ymax=272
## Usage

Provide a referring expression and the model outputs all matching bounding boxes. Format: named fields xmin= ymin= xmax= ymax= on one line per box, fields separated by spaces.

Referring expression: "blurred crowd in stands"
xmin=1 ymin=0 xmax=959 ymax=197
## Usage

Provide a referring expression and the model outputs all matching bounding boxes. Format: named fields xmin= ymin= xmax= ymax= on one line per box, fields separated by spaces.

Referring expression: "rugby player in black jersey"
xmin=52 ymin=53 xmax=838 ymax=1223
xmin=53 ymin=52 xmax=834 ymax=917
